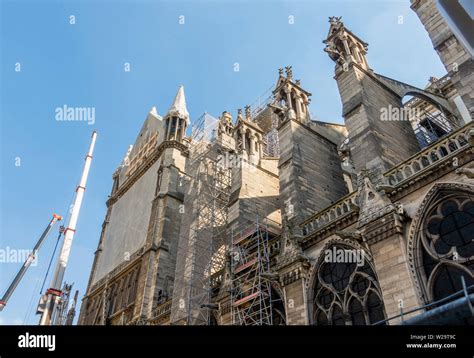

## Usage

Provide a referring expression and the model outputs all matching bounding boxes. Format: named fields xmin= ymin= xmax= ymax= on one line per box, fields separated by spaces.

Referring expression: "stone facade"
xmin=411 ymin=0 xmax=473 ymax=117
xmin=78 ymin=5 xmax=473 ymax=326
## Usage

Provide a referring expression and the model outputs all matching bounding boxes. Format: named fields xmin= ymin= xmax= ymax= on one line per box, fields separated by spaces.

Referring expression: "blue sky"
xmin=0 ymin=0 xmax=446 ymax=325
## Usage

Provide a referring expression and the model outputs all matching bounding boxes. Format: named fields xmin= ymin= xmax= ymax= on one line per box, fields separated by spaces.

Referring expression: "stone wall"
xmin=278 ymin=118 xmax=348 ymax=231
xmin=92 ymin=158 xmax=162 ymax=284
xmin=411 ymin=0 xmax=473 ymax=115
xmin=228 ymin=157 xmax=282 ymax=232
xmin=335 ymin=65 xmax=421 ymax=172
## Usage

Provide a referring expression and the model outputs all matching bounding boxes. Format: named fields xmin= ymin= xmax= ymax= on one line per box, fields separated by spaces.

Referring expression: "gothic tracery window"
xmin=312 ymin=244 xmax=386 ymax=325
xmin=418 ymin=194 xmax=474 ymax=303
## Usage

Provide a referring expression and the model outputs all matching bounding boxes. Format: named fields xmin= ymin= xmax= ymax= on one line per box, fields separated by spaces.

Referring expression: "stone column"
xmin=165 ymin=118 xmax=171 ymax=140
xmin=173 ymin=118 xmax=179 ymax=140
xmin=279 ymin=261 xmax=310 ymax=325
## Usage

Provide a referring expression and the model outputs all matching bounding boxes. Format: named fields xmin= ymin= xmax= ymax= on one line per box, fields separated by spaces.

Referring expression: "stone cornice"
xmin=156 ymin=191 xmax=184 ymax=203
xmin=279 ymin=263 xmax=308 ymax=286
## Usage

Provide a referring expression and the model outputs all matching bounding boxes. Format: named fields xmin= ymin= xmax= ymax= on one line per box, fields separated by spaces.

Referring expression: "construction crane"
xmin=0 ymin=214 xmax=62 ymax=312
xmin=38 ymin=131 xmax=97 ymax=325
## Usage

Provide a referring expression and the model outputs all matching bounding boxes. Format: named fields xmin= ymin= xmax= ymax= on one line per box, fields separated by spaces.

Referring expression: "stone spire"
xmin=166 ymin=86 xmax=190 ymax=125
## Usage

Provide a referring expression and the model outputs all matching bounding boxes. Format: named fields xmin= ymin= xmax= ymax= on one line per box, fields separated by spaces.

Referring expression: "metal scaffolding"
xmin=230 ymin=217 xmax=274 ymax=325
xmin=170 ymin=113 xmax=232 ymax=325
xmin=248 ymin=84 xmax=280 ymax=158
xmin=263 ymin=115 xmax=280 ymax=157
xmin=50 ymin=282 xmax=73 ymax=325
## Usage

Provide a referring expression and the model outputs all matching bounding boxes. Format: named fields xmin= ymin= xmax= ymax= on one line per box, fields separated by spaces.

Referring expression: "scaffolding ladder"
xmin=231 ymin=217 xmax=273 ymax=325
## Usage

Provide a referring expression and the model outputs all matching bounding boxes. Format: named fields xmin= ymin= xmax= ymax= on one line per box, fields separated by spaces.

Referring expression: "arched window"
xmin=271 ymin=287 xmax=286 ymax=325
xmin=245 ymin=131 xmax=252 ymax=154
xmin=312 ymin=243 xmax=386 ymax=325
xmin=128 ymin=268 xmax=139 ymax=305
xmin=107 ymin=284 xmax=117 ymax=317
xmin=418 ymin=193 xmax=474 ymax=303
xmin=290 ymin=89 xmax=298 ymax=113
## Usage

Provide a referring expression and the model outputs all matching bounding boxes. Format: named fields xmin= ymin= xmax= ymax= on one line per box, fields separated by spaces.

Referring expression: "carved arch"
xmin=407 ymin=182 xmax=474 ymax=305
xmin=375 ymin=73 xmax=454 ymax=115
xmin=306 ymin=236 xmax=385 ymax=325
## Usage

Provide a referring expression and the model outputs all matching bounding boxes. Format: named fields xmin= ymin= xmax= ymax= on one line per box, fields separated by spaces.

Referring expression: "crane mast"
xmin=38 ymin=131 xmax=97 ymax=325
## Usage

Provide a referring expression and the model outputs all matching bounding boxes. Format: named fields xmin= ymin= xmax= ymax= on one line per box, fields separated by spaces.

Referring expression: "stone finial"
xmin=278 ymin=67 xmax=284 ymax=76
xmin=121 ymin=144 xmax=133 ymax=167
xmin=244 ymin=105 xmax=251 ymax=120
xmin=149 ymin=106 xmax=159 ymax=117
xmin=285 ymin=66 xmax=293 ymax=80
xmin=329 ymin=16 xmax=343 ymax=26
xmin=295 ymin=79 xmax=301 ymax=86
xmin=237 ymin=108 xmax=243 ymax=121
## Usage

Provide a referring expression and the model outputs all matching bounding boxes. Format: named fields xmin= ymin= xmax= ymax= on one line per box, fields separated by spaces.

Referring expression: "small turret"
xmin=269 ymin=66 xmax=312 ymax=124
xmin=164 ymin=86 xmax=190 ymax=142
xmin=323 ymin=16 xmax=369 ymax=71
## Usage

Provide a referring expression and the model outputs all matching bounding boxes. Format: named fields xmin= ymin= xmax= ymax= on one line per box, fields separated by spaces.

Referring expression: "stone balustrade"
xmin=385 ymin=122 xmax=473 ymax=186
xmin=150 ymin=299 xmax=172 ymax=319
xmin=300 ymin=191 xmax=358 ymax=236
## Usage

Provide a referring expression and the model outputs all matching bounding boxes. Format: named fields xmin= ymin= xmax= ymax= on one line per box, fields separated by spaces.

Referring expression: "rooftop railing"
xmin=300 ymin=191 xmax=358 ymax=237
xmin=385 ymin=122 xmax=473 ymax=187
